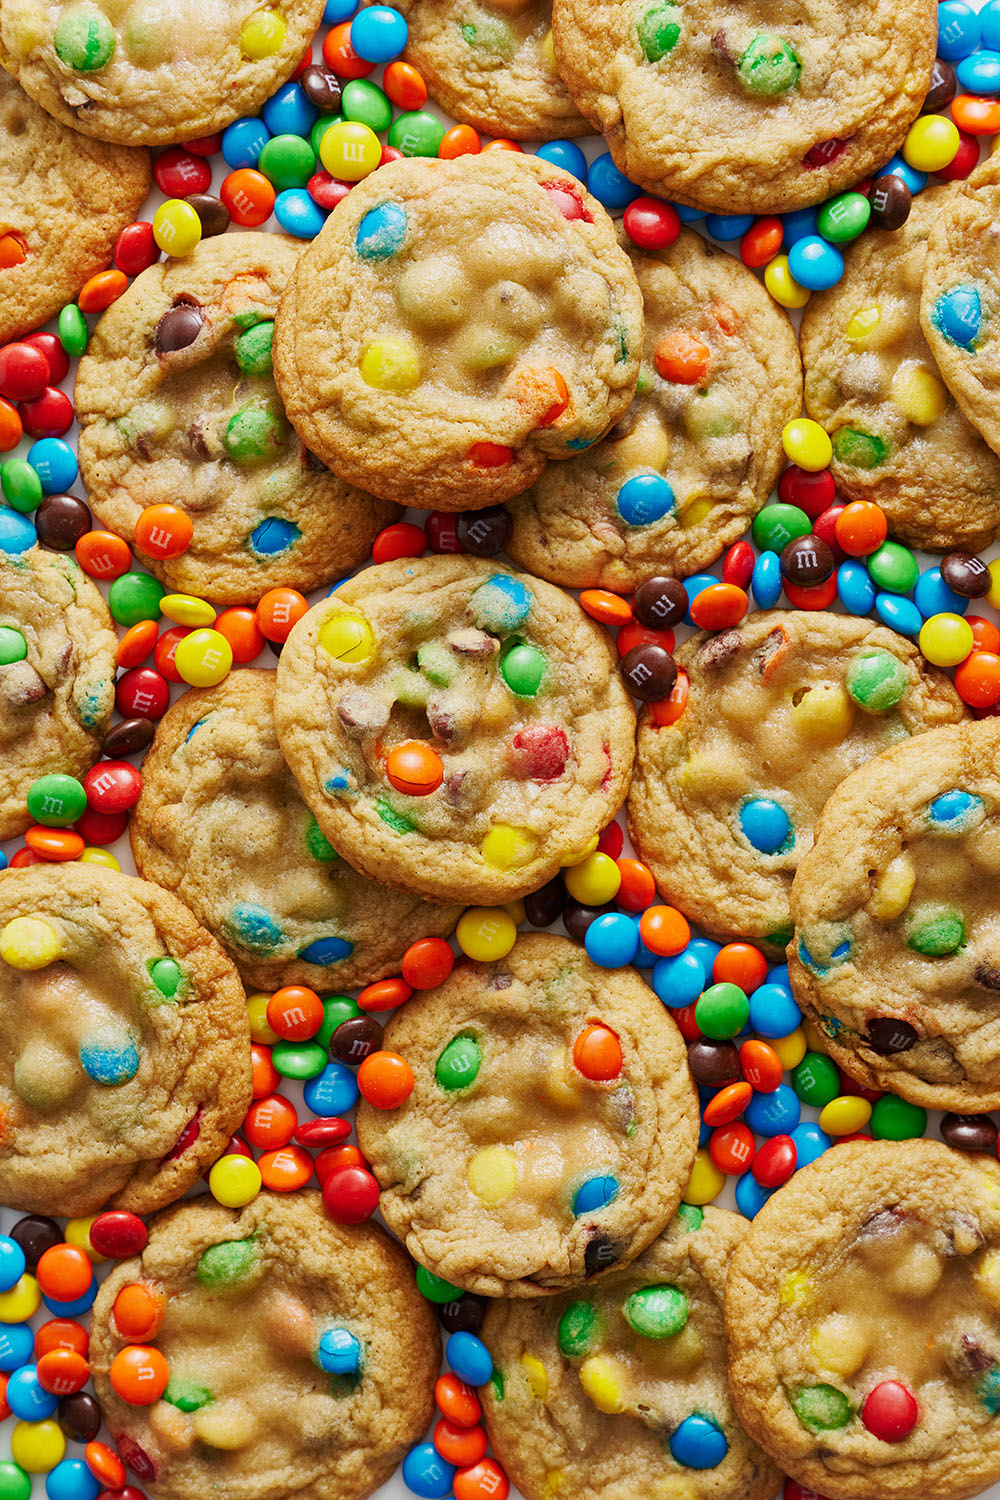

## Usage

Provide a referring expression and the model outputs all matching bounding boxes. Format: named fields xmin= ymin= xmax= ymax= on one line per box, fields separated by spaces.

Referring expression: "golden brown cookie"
xmin=356 ymin=934 xmax=700 ymax=1296
xmin=273 ymin=153 xmax=644 ymax=511
xmin=727 ymin=1139 xmax=1000 ymax=1500
xmin=481 ymin=1206 xmax=781 ymax=1500
xmin=273 ymin=556 xmax=635 ymax=907
xmin=396 ymin=0 xmax=588 ymax=139
xmin=75 ymin=233 xmax=399 ymax=606
xmin=0 ymin=0 xmax=324 ymax=146
xmin=0 ymin=67 xmax=150 ymax=344
xmin=131 ymin=670 xmax=462 ymax=993
xmin=507 ymin=229 xmax=802 ymax=589
xmin=551 ymin=0 xmax=936 ymax=214
xmin=0 ymin=864 xmax=250 ymax=1218
xmin=0 ymin=547 xmax=117 ymax=843
xmin=627 ymin=610 xmax=966 ymax=953
xmin=790 ymin=718 xmax=1000 ymax=1112
xmin=802 ymin=185 xmax=1000 ymax=553
xmin=89 ymin=1191 xmax=439 ymax=1500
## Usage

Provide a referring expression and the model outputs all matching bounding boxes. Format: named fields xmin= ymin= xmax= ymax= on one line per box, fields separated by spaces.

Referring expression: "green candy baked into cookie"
xmin=481 ymin=1206 xmax=780 ymax=1500
xmin=356 ymin=933 xmax=699 ymax=1297
xmin=790 ymin=717 xmax=1000 ymax=1113
xmin=727 ymin=1139 xmax=1000 ymax=1500
xmin=89 ymin=1191 xmax=439 ymax=1500
xmin=273 ymin=556 xmax=635 ymax=907
xmin=131 ymin=669 xmax=461 ymax=993
xmin=0 ymin=864 xmax=250 ymax=1218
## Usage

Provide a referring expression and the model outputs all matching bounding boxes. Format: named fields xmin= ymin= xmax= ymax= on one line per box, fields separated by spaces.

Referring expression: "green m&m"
xmin=623 ymin=1284 xmax=688 ymax=1339
xmin=557 ymin=1300 xmax=602 ymax=1356
xmin=738 ymin=33 xmax=801 ymax=95
xmin=436 ymin=1034 xmax=481 ymax=1091
xmin=845 ymin=648 xmax=908 ymax=713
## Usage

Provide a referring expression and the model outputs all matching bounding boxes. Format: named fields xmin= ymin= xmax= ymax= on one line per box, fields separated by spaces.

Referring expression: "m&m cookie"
xmin=89 ymin=1190 xmax=439 ymax=1500
xmin=356 ymin=933 xmax=699 ymax=1296
xmin=131 ymin=669 xmax=461 ymax=992
xmin=791 ymin=718 xmax=1000 ymax=1112
xmin=481 ymin=1206 xmax=781 ymax=1500
xmin=273 ymin=152 xmax=644 ymax=510
xmin=0 ymin=863 xmax=250 ymax=1217
xmin=75 ymin=232 xmax=399 ymax=605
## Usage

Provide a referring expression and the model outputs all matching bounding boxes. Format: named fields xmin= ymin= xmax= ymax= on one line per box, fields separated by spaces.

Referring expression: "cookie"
xmin=0 ymin=863 xmax=251 ymax=1219
xmin=273 ymin=556 xmax=636 ymax=907
xmin=131 ymin=669 xmax=462 ymax=993
xmin=921 ymin=153 xmax=1000 ymax=461
xmin=89 ymin=1190 xmax=439 ymax=1500
xmin=0 ymin=547 xmax=118 ymax=842
xmin=627 ymin=610 xmax=966 ymax=954
xmin=789 ymin=718 xmax=1000 ymax=1113
xmin=802 ymin=186 xmax=1000 ymax=553
xmin=75 ymin=233 xmax=399 ymax=606
xmin=356 ymin=934 xmax=700 ymax=1297
xmin=480 ymin=1205 xmax=781 ymax=1500
xmin=507 ymin=229 xmax=803 ymax=590
xmin=0 ymin=68 xmax=150 ymax=345
xmin=726 ymin=1139 xmax=1000 ymax=1500
xmin=272 ymin=153 xmax=644 ymax=511
xmin=0 ymin=0 xmax=324 ymax=146
xmin=395 ymin=0 xmax=587 ymax=140
xmin=550 ymin=0 xmax=936 ymax=215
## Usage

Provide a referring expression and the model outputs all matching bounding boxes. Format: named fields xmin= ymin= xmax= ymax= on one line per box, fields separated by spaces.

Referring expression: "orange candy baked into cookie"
xmin=272 ymin=152 xmax=643 ymax=511
xmin=273 ymin=556 xmax=635 ymax=907
xmin=89 ymin=1191 xmax=439 ymax=1500
xmin=550 ymin=0 xmax=936 ymax=214
xmin=0 ymin=863 xmax=250 ymax=1218
xmin=355 ymin=933 xmax=699 ymax=1297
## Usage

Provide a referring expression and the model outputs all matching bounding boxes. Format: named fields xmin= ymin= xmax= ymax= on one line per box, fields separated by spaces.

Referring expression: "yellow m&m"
xmin=764 ymin=254 xmax=810 ymax=310
xmin=160 ymin=593 xmax=216 ymax=627
xmin=0 ymin=916 xmax=62 ymax=970
xmin=319 ymin=120 xmax=382 ymax=182
xmin=456 ymin=907 xmax=517 ymax=961
xmin=152 ymin=199 xmax=202 ymax=259
xmin=467 ymin=1144 xmax=518 ymax=1204
xmin=818 ymin=1095 xmax=871 ymax=1136
xmin=360 ymin=338 xmax=421 ymax=392
xmin=481 ymin=823 xmax=537 ymax=870
xmin=682 ymin=1149 xmax=724 ymax=1206
xmin=175 ymin=628 xmax=234 ymax=687
xmin=579 ymin=1355 xmax=625 ymax=1414
xmin=240 ymin=9 xmax=287 ymax=56
xmin=318 ymin=613 xmax=375 ymax=665
xmin=209 ymin=1153 xmax=262 ymax=1208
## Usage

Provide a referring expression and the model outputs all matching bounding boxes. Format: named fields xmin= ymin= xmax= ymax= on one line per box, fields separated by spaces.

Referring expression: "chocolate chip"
xmin=867 ymin=1017 xmax=917 ymax=1055
xmin=329 ymin=1016 xmax=382 ymax=1064
xmin=959 ymin=1333 xmax=997 ymax=1374
xmin=436 ymin=1293 xmax=486 ymax=1334
xmin=922 ymin=57 xmax=957 ymax=115
xmin=10 ymin=1213 xmax=61 ymax=1268
xmin=941 ymin=1113 xmax=998 ymax=1154
xmin=336 ymin=689 xmax=390 ymax=736
xmin=869 ymin=174 xmax=912 ymax=232
xmin=697 ymin=628 xmax=744 ymax=669
xmin=486 ymin=971 xmax=512 ymax=990
xmin=155 ymin=302 xmax=204 ymax=354
xmin=563 ymin=899 xmax=614 ymax=942
xmin=976 ymin=963 xmax=1000 ymax=992
xmin=754 ymin=627 xmax=787 ymax=675
xmin=687 ymin=1038 xmax=741 ymax=1087
xmin=455 ymin=506 xmax=512 ymax=556
xmin=524 ymin=877 xmax=564 ymax=928
xmin=620 ymin=643 xmax=677 ymax=701
xmin=300 ymin=63 xmax=343 ymax=113
xmin=859 ymin=1206 xmax=904 ymax=1237
xmin=102 ymin=717 xmax=155 ymax=759
xmin=633 ymin=575 xmax=687 ymax=629
xmin=58 ymin=1392 xmax=102 ymax=1443
xmin=780 ymin=534 xmax=834 ymax=586
xmin=584 ymin=1232 xmax=623 ymax=1276
xmin=186 ymin=193 xmax=230 ymax=239
xmin=34 ymin=492 xmax=91 ymax=550
xmin=940 ymin=551 xmax=991 ymax=598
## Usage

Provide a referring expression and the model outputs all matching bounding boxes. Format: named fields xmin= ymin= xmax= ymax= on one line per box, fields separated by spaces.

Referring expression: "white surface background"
xmin=3 ymin=1 xmax=1000 ymax=1497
